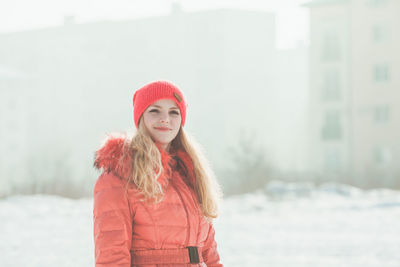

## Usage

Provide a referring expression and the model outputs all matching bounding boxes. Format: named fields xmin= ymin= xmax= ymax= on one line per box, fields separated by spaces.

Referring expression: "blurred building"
xmin=1 ymin=7 xmax=300 ymax=194
xmin=0 ymin=65 xmax=29 ymax=194
xmin=305 ymin=0 xmax=400 ymax=186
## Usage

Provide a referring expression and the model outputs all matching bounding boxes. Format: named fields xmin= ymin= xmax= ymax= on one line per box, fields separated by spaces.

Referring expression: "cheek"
xmin=173 ymin=117 xmax=182 ymax=128
xmin=143 ymin=113 xmax=155 ymax=124
xmin=142 ymin=116 xmax=154 ymax=132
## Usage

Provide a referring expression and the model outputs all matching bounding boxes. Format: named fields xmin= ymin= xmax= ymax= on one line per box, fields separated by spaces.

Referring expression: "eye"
xmin=170 ymin=110 xmax=180 ymax=115
xmin=149 ymin=109 xmax=159 ymax=113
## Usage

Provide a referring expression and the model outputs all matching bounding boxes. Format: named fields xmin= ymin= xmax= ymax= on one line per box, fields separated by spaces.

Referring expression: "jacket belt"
xmin=131 ymin=246 xmax=203 ymax=265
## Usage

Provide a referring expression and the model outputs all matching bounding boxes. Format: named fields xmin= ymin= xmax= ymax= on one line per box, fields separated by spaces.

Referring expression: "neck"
xmin=156 ymin=142 xmax=170 ymax=152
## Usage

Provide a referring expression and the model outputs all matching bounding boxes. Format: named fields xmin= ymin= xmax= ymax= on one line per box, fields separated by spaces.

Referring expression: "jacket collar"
xmin=93 ymin=134 xmax=195 ymax=187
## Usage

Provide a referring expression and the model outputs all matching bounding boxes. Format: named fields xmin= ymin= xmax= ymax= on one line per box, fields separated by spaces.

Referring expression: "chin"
xmin=154 ymin=138 xmax=172 ymax=145
xmin=151 ymin=133 xmax=178 ymax=147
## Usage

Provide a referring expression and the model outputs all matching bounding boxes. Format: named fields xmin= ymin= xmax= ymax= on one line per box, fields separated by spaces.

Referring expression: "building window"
xmin=322 ymin=69 xmax=341 ymax=101
xmin=8 ymin=99 xmax=17 ymax=109
xmin=324 ymin=149 xmax=341 ymax=172
xmin=372 ymin=24 xmax=388 ymax=43
xmin=373 ymin=64 xmax=390 ymax=82
xmin=7 ymin=120 xmax=18 ymax=130
xmin=321 ymin=110 xmax=342 ymax=140
xmin=374 ymin=105 xmax=390 ymax=123
xmin=373 ymin=146 xmax=392 ymax=165
xmin=367 ymin=0 xmax=389 ymax=7
xmin=321 ymin=30 xmax=341 ymax=62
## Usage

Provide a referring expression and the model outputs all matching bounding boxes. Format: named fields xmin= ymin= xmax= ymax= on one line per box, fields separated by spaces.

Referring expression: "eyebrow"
xmin=150 ymin=105 xmax=179 ymax=110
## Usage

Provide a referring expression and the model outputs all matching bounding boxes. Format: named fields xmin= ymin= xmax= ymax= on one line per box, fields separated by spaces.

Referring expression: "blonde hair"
xmin=124 ymin=118 xmax=222 ymax=219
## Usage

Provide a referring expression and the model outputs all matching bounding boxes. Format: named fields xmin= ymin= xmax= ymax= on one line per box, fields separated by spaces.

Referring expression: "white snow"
xmin=1 ymin=182 xmax=400 ymax=267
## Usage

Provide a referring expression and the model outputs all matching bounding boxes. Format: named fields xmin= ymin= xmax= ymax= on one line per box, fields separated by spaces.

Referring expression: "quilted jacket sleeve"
xmin=93 ymin=172 xmax=132 ymax=267
xmin=202 ymin=222 xmax=223 ymax=267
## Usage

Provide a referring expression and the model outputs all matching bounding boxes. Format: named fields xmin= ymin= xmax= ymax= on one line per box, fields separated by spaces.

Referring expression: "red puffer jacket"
xmin=93 ymin=136 xmax=223 ymax=267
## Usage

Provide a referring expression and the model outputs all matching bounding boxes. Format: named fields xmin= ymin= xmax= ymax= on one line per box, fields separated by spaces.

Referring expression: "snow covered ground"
xmin=1 ymin=181 xmax=400 ymax=267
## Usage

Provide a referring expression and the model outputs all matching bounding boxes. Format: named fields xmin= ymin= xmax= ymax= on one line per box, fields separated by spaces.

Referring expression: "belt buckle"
xmin=187 ymin=246 xmax=200 ymax=264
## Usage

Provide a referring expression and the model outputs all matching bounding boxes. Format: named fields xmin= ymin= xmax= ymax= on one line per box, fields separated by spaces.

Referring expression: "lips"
xmin=154 ymin=127 xmax=171 ymax=131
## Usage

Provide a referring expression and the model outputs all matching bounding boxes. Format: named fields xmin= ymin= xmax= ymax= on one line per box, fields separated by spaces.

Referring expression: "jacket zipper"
xmin=170 ymin=181 xmax=191 ymax=246
xmin=191 ymin=191 xmax=202 ymax=244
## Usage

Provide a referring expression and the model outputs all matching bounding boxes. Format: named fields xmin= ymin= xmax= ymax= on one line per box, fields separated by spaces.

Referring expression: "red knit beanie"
xmin=132 ymin=81 xmax=187 ymax=128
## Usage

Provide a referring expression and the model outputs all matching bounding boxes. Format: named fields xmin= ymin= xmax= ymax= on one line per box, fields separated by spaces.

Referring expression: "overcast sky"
xmin=0 ymin=0 xmax=309 ymax=49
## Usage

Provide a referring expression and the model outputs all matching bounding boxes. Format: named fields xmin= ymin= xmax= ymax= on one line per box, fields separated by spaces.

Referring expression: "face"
xmin=142 ymin=99 xmax=182 ymax=151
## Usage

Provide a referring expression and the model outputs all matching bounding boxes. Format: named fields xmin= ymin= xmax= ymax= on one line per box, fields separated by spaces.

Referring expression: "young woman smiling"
xmin=93 ymin=81 xmax=223 ymax=267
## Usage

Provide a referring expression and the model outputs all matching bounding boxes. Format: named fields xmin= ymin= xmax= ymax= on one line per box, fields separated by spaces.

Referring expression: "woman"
xmin=93 ymin=81 xmax=223 ymax=267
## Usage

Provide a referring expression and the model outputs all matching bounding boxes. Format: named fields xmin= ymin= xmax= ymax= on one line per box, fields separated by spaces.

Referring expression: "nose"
xmin=159 ymin=112 xmax=169 ymax=123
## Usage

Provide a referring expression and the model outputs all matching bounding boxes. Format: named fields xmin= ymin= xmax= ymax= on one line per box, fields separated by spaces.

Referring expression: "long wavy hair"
xmin=123 ymin=117 xmax=222 ymax=219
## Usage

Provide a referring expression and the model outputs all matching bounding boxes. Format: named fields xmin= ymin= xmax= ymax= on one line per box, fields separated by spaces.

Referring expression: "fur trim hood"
xmin=93 ymin=134 xmax=196 ymax=188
